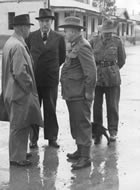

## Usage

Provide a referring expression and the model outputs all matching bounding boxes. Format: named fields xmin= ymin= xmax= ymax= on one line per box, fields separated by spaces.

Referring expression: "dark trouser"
xmin=30 ymin=124 xmax=39 ymax=144
xmin=30 ymin=86 xmax=59 ymax=143
xmin=93 ymin=86 xmax=120 ymax=135
xmin=66 ymin=100 xmax=92 ymax=148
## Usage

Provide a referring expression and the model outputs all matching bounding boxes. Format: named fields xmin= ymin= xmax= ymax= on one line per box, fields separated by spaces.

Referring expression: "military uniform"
xmin=61 ymin=34 xmax=96 ymax=162
xmin=90 ymin=34 xmax=126 ymax=137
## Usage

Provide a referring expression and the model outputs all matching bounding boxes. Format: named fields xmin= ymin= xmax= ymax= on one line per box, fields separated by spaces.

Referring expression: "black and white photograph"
xmin=0 ymin=0 xmax=140 ymax=189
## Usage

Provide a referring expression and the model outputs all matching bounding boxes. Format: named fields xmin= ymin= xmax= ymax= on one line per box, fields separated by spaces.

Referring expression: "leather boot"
xmin=71 ymin=157 xmax=91 ymax=170
xmin=67 ymin=144 xmax=81 ymax=160
xmin=71 ymin=146 xmax=91 ymax=170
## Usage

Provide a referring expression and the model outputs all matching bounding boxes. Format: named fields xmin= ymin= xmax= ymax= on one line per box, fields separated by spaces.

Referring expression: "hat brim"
xmin=35 ymin=16 xmax=55 ymax=20
xmin=59 ymin=24 xmax=85 ymax=29
xmin=98 ymin=25 xmax=117 ymax=33
xmin=13 ymin=23 xmax=34 ymax=26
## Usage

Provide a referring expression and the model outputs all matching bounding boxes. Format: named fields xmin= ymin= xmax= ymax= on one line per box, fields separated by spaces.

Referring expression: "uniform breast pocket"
xmin=106 ymin=47 xmax=117 ymax=59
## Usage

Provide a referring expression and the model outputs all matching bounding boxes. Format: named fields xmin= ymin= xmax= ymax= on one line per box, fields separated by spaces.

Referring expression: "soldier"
xmin=90 ymin=18 xmax=126 ymax=143
xmin=59 ymin=16 xmax=97 ymax=170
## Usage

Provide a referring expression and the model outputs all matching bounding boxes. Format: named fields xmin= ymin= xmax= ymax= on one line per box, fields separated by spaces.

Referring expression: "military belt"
xmin=97 ymin=61 xmax=115 ymax=67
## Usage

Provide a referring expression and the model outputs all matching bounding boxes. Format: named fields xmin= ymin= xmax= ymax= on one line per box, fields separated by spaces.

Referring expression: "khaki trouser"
xmin=93 ymin=86 xmax=120 ymax=135
xmin=9 ymin=127 xmax=30 ymax=162
xmin=66 ymin=100 xmax=92 ymax=147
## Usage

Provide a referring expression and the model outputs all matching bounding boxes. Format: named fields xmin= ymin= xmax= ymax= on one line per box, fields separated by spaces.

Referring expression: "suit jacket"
xmin=2 ymin=32 xmax=43 ymax=129
xmin=26 ymin=29 xmax=66 ymax=87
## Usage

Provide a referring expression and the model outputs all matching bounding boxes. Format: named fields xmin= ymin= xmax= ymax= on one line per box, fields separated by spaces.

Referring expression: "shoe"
xmin=10 ymin=160 xmax=32 ymax=167
xmin=49 ymin=140 xmax=60 ymax=148
xmin=110 ymin=134 xmax=117 ymax=142
xmin=29 ymin=142 xmax=38 ymax=149
xmin=26 ymin=153 xmax=32 ymax=159
xmin=71 ymin=157 xmax=91 ymax=170
xmin=67 ymin=150 xmax=80 ymax=160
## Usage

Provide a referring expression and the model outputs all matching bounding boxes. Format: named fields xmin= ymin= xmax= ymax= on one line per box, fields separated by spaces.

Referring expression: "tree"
xmin=92 ymin=0 xmax=116 ymax=16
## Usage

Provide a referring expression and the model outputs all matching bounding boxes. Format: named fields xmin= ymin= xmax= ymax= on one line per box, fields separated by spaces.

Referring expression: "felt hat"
xmin=59 ymin=16 xmax=84 ymax=29
xmin=98 ymin=19 xmax=118 ymax=33
xmin=13 ymin=14 xmax=34 ymax=26
xmin=36 ymin=8 xmax=55 ymax=20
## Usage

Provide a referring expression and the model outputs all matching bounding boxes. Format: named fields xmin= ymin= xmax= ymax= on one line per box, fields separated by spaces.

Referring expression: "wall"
xmin=0 ymin=1 xmax=44 ymax=35
xmin=0 ymin=0 xmax=99 ymax=48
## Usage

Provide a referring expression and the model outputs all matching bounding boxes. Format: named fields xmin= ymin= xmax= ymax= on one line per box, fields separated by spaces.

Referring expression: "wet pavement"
xmin=0 ymin=44 xmax=140 ymax=190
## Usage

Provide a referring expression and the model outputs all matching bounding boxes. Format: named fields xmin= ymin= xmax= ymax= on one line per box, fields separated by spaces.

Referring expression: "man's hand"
xmin=85 ymin=92 xmax=94 ymax=101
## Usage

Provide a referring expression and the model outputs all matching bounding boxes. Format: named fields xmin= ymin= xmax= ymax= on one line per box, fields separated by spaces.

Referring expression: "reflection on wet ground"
xmin=90 ymin=144 xmax=119 ymax=190
xmin=2 ymin=127 xmax=140 ymax=190
xmin=1 ymin=112 xmax=140 ymax=190
xmin=0 ymin=141 xmax=120 ymax=190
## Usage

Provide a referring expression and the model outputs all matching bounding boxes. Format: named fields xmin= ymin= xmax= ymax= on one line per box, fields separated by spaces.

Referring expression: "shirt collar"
xmin=41 ymin=29 xmax=51 ymax=38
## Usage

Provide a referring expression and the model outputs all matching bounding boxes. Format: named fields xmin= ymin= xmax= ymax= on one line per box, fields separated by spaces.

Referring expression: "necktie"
xmin=42 ymin=32 xmax=47 ymax=41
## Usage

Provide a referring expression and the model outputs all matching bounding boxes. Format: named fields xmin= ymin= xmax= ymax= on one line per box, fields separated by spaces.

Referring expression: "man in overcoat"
xmin=59 ymin=16 xmax=97 ymax=170
xmin=2 ymin=14 xmax=43 ymax=166
xmin=26 ymin=8 xmax=66 ymax=148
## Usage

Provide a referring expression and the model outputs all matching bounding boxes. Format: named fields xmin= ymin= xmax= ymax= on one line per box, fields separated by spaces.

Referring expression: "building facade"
xmin=0 ymin=0 xmax=139 ymax=48
xmin=0 ymin=0 xmax=99 ymax=36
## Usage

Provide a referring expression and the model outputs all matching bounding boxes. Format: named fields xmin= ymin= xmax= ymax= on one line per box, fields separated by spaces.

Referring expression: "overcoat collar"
xmin=12 ymin=32 xmax=35 ymax=80
xmin=71 ymin=34 xmax=82 ymax=47
xmin=12 ymin=32 xmax=27 ymax=47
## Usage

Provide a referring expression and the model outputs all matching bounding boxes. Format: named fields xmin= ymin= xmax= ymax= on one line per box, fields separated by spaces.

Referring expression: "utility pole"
xmin=43 ymin=0 xmax=50 ymax=8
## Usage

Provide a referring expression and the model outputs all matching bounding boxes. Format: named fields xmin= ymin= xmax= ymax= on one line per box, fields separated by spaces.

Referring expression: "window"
xmin=64 ymin=12 xmax=71 ymax=17
xmin=64 ymin=12 xmax=79 ymax=17
xmin=117 ymin=25 xmax=120 ymax=36
xmin=98 ymin=17 xmax=102 ymax=25
xmin=8 ymin=12 xmax=15 ymax=30
xmin=83 ymin=15 xmax=87 ymax=31
xmin=74 ymin=0 xmax=89 ymax=4
xmin=131 ymin=25 xmax=133 ymax=36
xmin=91 ymin=18 xmax=95 ymax=32
xmin=126 ymin=23 xmax=129 ymax=35
xmin=122 ymin=23 xmax=125 ymax=36
xmin=54 ymin=12 xmax=59 ymax=31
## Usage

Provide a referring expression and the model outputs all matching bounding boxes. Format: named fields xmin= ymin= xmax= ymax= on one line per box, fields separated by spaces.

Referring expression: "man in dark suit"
xmin=26 ymin=8 xmax=66 ymax=148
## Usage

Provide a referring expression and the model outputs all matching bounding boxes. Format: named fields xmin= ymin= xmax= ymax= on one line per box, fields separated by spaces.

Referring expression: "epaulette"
xmin=112 ymin=35 xmax=123 ymax=43
xmin=89 ymin=35 xmax=101 ymax=48
xmin=90 ymin=35 xmax=101 ymax=44
xmin=112 ymin=35 xmax=121 ymax=41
